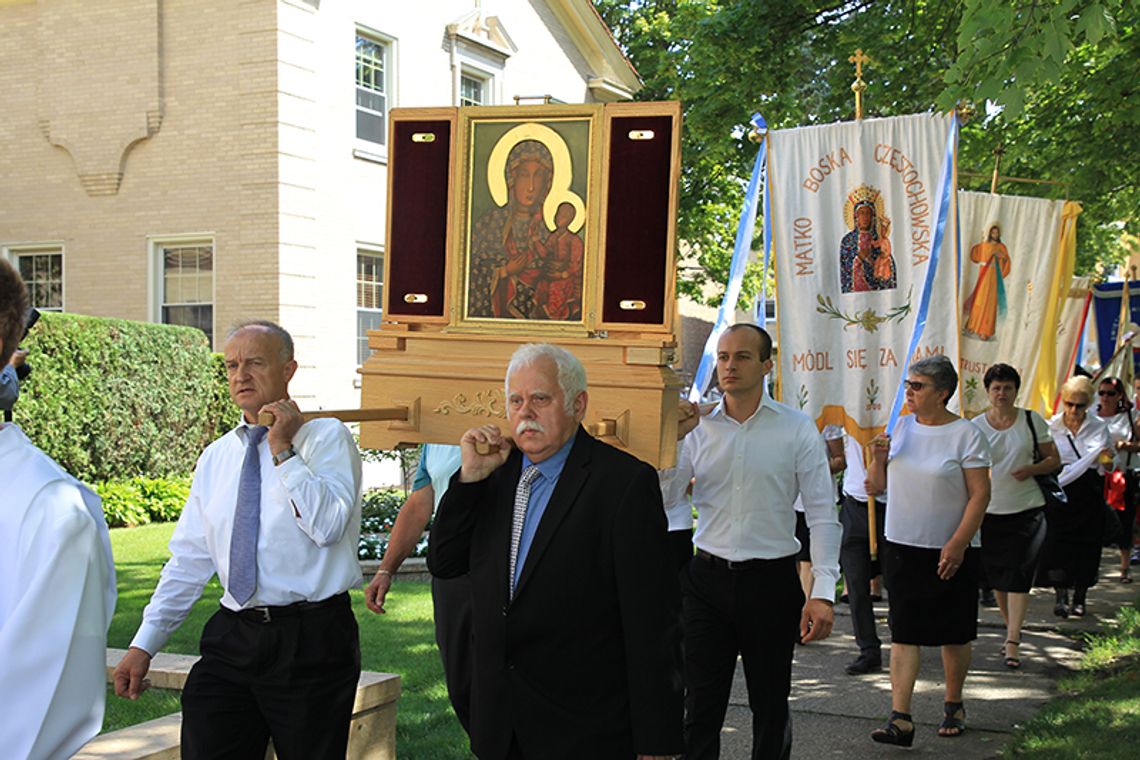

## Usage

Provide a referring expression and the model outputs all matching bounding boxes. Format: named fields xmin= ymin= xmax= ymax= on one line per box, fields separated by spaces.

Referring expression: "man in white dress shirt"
xmin=0 ymin=259 xmax=116 ymax=760
xmin=113 ymin=319 xmax=363 ymax=759
xmin=663 ymin=324 xmax=841 ymax=760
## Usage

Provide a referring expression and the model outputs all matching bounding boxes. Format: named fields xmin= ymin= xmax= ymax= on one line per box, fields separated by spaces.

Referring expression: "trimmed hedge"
xmin=15 ymin=312 xmax=233 ymax=482
xmin=95 ymin=476 xmax=193 ymax=528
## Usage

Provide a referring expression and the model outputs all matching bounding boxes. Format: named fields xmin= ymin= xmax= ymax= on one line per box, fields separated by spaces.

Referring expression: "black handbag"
xmin=1027 ymin=410 xmax=1067 ymax=508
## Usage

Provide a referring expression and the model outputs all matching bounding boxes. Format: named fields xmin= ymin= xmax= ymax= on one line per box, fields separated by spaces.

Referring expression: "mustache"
xmin=515 ymin=420 xmax=546 ymax=435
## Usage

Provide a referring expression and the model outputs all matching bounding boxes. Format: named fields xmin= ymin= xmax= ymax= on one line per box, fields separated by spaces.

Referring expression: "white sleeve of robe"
xmin=0 ymin=481 xmax=115 ymax=760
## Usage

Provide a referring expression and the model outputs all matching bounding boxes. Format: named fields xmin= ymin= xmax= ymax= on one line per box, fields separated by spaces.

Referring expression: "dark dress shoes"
xmin=846 ymin=654 xmax=882 ymax=675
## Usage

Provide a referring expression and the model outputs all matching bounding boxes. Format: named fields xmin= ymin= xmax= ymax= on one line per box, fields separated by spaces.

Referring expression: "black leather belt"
xmin=695 ymin=548 xmax=790 ymax=571
xmin=227 ymin=591 xmax=347 ymax=624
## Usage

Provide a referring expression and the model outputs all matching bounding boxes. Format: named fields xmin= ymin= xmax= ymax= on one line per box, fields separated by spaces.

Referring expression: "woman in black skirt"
xmin=866 ymin=356 xmax=991 ymax=746
xmin=1094 ymin=376 xmax=1140 ymax=583
xmin=971 ymin=364 xmax=1060 ymax=668
xmin=1041 ymin=376 xmax=1114 ymax=616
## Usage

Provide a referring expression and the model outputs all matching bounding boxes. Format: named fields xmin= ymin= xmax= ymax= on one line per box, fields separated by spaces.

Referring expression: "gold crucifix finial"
xmin=849 ymin=49 xmax=870 ymax=120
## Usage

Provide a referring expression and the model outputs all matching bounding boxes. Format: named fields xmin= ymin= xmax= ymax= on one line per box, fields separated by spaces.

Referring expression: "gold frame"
xmin=450 ymin=104 xmax=605 ymax=336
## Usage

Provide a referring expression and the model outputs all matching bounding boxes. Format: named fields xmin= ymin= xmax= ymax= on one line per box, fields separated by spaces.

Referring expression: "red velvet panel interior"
xmin=601 ymin=115 xmax=673 ymax=325
xmin=387 ymin=119 xmax=451 ymax=317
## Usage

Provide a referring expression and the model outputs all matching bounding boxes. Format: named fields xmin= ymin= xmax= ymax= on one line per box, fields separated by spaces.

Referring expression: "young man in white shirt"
xmin=0 ymin=259 xmax=116 ymax=760
xmin=663 ymin=324 xmax=841 ymax=760
xmin=113 ymin=319 xmax=363 ymax=759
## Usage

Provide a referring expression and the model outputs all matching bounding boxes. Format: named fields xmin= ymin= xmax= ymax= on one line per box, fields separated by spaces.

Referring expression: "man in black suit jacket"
xmin=428 ymin=343 xmax=683 ymax=760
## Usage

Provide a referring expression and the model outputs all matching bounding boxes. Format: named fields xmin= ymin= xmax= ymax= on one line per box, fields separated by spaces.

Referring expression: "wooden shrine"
xmin=358 ymin=101 xmax=683 ymax=467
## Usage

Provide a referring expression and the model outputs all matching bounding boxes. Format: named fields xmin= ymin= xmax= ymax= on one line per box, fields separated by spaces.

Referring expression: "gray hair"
xmin=226 ymin=319 xmax=294 ymax=362
xmin=909 ymin=354 xmax=957 ymax=405
xmin=505 ymin=343 xmax=587 ymax=415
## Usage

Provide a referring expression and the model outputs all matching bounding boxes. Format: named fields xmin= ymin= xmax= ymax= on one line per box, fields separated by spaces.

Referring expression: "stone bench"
xmin=76 ymin=648 xmax=401 ymax=759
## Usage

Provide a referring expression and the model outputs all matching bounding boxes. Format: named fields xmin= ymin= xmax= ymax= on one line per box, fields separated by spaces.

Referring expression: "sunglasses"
xmin=1063 ymin=400 xmax=1089 ymax=409
xmin=903 ymin=380 xmax=928 ymax=391
xmin=1098 ymin=389 xmax=1119 ymax=396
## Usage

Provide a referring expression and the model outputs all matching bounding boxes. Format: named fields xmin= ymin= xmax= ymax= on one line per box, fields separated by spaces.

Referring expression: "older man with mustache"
xmin=428 ymin=342 xmax=684 ymax=760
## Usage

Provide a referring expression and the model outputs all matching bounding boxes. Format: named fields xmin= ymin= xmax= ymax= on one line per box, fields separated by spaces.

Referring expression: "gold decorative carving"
xmin=433 ymin=388 xmax=507 ymax=418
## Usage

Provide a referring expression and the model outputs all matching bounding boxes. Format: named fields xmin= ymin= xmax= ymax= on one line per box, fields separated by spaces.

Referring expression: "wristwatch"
xmin=272 ymin=446 xmax=297 ymax=467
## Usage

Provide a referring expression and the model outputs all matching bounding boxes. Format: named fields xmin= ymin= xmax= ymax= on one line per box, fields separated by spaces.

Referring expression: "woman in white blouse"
xmin=867 ymin=355 xmax=991 ymax=746
xmin=1095 ymin=376 xmax=1139 ymax=583
xmin=971 ymin=364 xmax=1060 ymax=669
xmin=1041 ymin=375 xmax=1115 ymax=617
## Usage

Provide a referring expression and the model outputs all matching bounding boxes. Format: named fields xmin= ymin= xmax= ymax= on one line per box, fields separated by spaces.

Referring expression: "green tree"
xmin=594 ymin=1 xmax=1138 ymax=301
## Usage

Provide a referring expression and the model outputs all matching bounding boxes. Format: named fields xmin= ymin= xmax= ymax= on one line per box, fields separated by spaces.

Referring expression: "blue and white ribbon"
xmin=884 ymin=113 xmax=960 ymax=433
xmin=689 ymin=113 xmax=767 ymax=402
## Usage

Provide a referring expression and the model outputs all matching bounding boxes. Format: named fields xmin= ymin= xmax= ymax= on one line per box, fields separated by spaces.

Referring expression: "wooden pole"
xmin=864 ymin=444 xmax=878 ymax=561
xmin=989 ymin=143 xmax=1005 ymax=194
xmin=257 ymin=406 xmax=409 ymax=426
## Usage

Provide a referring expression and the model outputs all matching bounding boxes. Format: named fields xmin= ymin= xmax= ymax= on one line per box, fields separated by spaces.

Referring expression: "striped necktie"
xmin=228 ymin=425 xmax=267 ymax=605
xmin=509 ymin=465 xmax=541 ymax=600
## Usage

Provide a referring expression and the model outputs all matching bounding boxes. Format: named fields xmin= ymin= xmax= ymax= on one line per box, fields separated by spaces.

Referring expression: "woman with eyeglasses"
xmin=1040 ymin=375 xmax=1114 ymax=617
xmin=866 ymin=355 xmax=991 ymax=745
xmin=1095 ymin=376 xmax=1139 ymax=583
xmin=970 ymin=364 xmax=1060 ymax=669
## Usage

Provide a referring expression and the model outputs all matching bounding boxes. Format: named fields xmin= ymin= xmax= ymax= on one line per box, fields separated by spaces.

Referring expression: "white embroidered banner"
xmin=957 ymin=190 xmax=1067 ymax=415
xmin=769 ymin=112 xmax=957 ymax=445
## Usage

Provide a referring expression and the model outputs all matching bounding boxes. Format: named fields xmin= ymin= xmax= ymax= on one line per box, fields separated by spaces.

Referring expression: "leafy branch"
xmin=816 ymin=285 xmax=914 ymax=333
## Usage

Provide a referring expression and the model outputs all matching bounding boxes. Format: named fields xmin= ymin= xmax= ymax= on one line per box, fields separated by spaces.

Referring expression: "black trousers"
xmin=180 ymin=593 xmax=361 ymax=760
xmin=432 ymin=573 xmax=474 ymax=735
xmin=681 ymin=552 xmax=802 ymax=760
xmin=839 ymin=495 xmax=886 ymax=658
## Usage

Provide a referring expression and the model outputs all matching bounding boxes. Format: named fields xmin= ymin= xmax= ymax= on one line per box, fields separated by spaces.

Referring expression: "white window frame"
xmin=148 ymin=234 xmax=217 ymax=347
xmin=3 ymin=243 xmax=65 ymax=312
xmin=460 ymin=68 xmax=491 ymax=106
xmin=354 ymin=26 xmax=397 ymax=162
xmin=356 ymin=244 xmax=385 ymax=367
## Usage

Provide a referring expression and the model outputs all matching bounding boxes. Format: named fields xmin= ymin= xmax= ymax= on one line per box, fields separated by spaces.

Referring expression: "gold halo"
xmin=843 ymin=184 xmax=889 ymax=231
xmin=486 ymin=123 xmax=586 ymax=233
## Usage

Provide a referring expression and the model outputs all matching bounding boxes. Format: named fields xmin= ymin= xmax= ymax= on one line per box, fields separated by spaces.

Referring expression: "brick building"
xmin=0 ymin=0 xmax=639 ymax=408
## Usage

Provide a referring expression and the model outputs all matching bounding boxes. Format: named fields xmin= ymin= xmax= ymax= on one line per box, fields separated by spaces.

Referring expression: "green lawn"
xmin=1004 ymin=604 xmax=1140 ymax=758
xmin=107 ymin=523 xmax=472 ymax=759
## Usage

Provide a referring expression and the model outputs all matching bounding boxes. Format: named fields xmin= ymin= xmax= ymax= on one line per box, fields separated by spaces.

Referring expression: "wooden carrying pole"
xmin=474 ymin=419 xmax=620 ymax=455
xmin=864 ymin=444 xmax=878 ymax=561
xmin=257 ymin=406 xmax=410 ymax=427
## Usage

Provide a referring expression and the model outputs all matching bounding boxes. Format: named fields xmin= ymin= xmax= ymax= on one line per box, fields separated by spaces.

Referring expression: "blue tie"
xmin=229 ymin=425 xmax=267 ymax=605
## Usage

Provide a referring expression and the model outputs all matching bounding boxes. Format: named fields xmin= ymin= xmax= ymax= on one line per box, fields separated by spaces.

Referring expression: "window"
xmin=355 ymin=33 xmax=388 ymax=145
xmin=13 ymin=249 xmax=63 ymax=311
xmin=357 ymin=251 xmax=384 ymax=365
xmin=159 ymin=242 xmax=214 ymax=345
xmin=460 ymin=74 xmax=486 ymax=106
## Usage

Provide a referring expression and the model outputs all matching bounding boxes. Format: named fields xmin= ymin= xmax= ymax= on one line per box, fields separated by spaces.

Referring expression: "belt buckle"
xmin=726 ymin=558 xmax=742 ymax=571
xmin=252 ymin=606 xmax=271 ymax=623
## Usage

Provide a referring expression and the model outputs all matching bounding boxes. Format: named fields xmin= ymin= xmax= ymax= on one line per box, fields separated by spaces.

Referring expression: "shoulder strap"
xmin=1025 ymin=409 xmax=1044 ymax=462
xmin=1065 ymin=433 xmax=1081 ymax=458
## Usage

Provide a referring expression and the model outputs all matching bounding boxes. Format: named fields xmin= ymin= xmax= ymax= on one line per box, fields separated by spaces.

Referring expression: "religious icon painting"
xmin=962 ymin=221 xmax=1011 ymax=342
xmin=839 ymin=184 xmax=897 ymax=294
xmin=457 ymin=107 xmax=601 ymax=332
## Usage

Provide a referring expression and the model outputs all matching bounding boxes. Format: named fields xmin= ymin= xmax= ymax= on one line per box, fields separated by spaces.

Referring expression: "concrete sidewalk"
xmin=718 ymin=548 xmax=1138 ymax=758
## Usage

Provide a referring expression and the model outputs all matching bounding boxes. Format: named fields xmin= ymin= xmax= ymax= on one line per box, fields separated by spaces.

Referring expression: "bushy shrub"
xmin=358 ymin=487 xmax=430 ymax=561
xmin=94 ymin=476 xmax=193 ymax=527
xmin=96 ymin=480 xmax=153 ymax=528
xmin=15 ymin=313 xmax=234 ymax=481
xmin=361 ymin=488 xmax=406 ymax=534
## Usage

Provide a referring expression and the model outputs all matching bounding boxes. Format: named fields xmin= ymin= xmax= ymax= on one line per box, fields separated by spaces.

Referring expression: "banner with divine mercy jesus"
xmin=769 ymin=112 xmax=958 ymax=445
xmin=956 ymin=190 xmax=1067 ymax=416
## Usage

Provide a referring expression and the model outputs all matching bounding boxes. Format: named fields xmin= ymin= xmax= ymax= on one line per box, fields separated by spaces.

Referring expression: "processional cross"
xmin=849 ymin=49 xmax=870 ymax=119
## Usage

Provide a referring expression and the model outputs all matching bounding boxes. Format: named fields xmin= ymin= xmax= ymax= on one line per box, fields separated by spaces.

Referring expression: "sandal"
xmin=1003 ymin=640 xmax=1021 ymax=669
xmin=938 ymin=701 xmax=966 ymax=737
xmin=1121 ymin=570 xmax=1133 ymax=584
xmin=871 ymin=710 xmax=915 ymax=747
